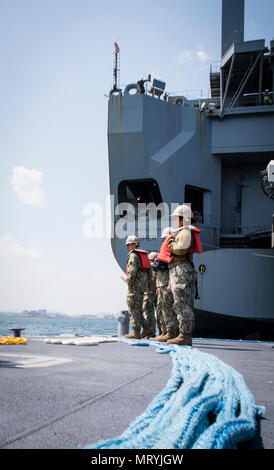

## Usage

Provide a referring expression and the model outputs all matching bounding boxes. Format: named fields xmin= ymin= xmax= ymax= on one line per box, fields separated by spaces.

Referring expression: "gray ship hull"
xmin=107 ymin=91 xmax=274 ymax=340
xmin=107 ymin=0 xmax=274 ymax=340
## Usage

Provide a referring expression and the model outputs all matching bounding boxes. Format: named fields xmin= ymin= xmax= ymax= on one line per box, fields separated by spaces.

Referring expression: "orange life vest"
xmin=126 ymin=249 xmax=151 ymax=277
xmin=157 ymin=227 xmax=202 ymax=263
xmin=187 ymin=226 xmax=203 ymax=258
xmin=156 ymin=236 xmax=174 ymax=263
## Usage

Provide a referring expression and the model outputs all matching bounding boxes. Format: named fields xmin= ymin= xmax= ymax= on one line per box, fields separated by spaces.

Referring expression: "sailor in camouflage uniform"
xmin=152 ymin=227 xmax=179 ymax=342
xmin=124 ymin=235 xmax=152 ymax=339
xmin=167 ymin=205 xmax=201 ymax=347
xmin=142 ymin=252 xmax=158 ymax=337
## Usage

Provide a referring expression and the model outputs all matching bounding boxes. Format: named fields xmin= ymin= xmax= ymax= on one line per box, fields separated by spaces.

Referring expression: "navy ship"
xmin=107 ymin=0 xmax=274 ymax=340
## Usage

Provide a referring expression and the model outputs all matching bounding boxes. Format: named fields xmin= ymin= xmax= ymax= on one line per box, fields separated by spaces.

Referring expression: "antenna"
xmin=113 ymin=40 xmax=120 ymax=91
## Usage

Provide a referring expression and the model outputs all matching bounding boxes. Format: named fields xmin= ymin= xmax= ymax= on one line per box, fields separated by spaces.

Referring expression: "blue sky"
xmin=0 ymin=0 xmax=273 ymax=315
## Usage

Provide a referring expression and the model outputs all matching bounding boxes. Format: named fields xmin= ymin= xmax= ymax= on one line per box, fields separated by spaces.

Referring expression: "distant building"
xmin=20 ymin=309 xmax=48 ymax=317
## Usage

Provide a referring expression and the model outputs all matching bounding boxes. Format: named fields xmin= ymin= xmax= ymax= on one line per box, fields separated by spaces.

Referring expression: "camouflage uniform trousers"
xmin=169 ymin=262 xmax=196 ymax=335
xmin=155 ymin=291 xmax=165 ymax=335
xmin=143 ymin=291 xmax=157 ymax=334
xmin=156 ymin=270 xmax=179 ymax=334
xmin=126 ymin=272 xmax=149 ymax=331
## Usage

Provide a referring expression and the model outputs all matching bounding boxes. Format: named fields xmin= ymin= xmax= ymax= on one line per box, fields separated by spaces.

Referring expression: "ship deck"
xmin=0 ymin=337 xmax=273 ymax=451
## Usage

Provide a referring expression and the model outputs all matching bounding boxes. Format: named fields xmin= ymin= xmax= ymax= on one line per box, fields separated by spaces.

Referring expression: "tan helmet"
xmin=124 ymin=235 xmax=139 ymax=246
xmin=171 ymin=204 xmax=193 ymax=219
xmin=148 ymin=251 xmax=158 ymax=260
xmin=160 ymin=226 xmax=174 ymax=238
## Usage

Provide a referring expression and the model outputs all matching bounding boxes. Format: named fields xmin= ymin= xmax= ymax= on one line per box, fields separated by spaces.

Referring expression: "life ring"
xmin=193 ymin=210 xmax=201 ymax=222
xmin=124 ymin=83 xmax=141 ymax=95
xmin=175 ymin=98 xmax=184 ymax=106
xmin=109 ymin=88 xmax=122 ymax=98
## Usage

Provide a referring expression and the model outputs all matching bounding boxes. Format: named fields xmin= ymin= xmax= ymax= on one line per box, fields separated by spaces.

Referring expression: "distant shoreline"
xmin=0 ymin=311 xmax=118 ymax=320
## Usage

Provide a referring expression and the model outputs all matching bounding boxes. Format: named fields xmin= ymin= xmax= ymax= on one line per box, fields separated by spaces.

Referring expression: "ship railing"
xmin=219 ymin=92 xmax=274 ymax=111
xmin=236 ymin=91 xmax=273 ymax=108
xmin=168 ymin=90 xmax=220 ymax=109
xmin=240 ymin=225 xmax=271 ymax=236
xmin=115 ymin=84 xmax=221 ymax=108
xmin=119 ymin=83 xmax=212 ymax=101
xmin=168 ymin=89 xmax=211 ymax=100
xmin=116 ymin=82 xmax=273 ymax=110
xmin=221 ymin=225 xmax=270 ymax=236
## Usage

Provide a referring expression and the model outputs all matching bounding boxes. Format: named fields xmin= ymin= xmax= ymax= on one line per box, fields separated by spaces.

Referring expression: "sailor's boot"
xmin=156 ymin=329 xmax=178 ymax=342
xmin=125 ymin=329 xmax=141 ymax=339
xmin=151 ymin=331 xmax=167 ymax=341
xmin=141 ymin=326 xmax=154 ymax=338
xmin=167 ymin=333 xmax=192 ymax=346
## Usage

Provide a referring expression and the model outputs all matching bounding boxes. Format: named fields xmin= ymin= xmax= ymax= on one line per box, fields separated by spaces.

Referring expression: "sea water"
xmin=0 ymin=313 xmax=118 ymax=338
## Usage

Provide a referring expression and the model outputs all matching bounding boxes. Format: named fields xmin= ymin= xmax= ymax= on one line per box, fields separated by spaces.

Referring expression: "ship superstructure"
xmin=107 ymin=0 xmax=274 ymax=339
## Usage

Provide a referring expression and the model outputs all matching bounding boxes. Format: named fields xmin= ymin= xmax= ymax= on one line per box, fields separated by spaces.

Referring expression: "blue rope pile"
xmin=85 ymin=340 xmax=264 ymax=449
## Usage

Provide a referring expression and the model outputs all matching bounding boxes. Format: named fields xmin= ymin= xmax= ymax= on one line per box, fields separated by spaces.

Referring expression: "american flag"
xmin=114 ymin=41 xmax=120 ymax=54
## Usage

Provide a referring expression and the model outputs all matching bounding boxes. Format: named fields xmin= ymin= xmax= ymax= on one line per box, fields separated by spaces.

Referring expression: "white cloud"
xmin=195 ymin=50 xmax=210 ymax=63
xmin=177 ymin=51 xmax=193 ymax=65
xmin=36 ymin=264 xmax=57 ymax=272
xmin=177 ymin=47 xmax=210 ymax=66
xmin=0 ymin=234 xmax=42 ymax=260
xmin=11 ymin=166 xmax=46 ymax=207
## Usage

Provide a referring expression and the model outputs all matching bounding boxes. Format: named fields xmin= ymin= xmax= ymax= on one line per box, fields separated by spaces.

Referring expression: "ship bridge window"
xmin=118 ymin=179 xmax=163 ymax=210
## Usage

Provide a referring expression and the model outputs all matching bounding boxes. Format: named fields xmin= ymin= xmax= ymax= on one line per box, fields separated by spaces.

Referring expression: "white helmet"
xmin=171 ymin=204 xmax=193 ymax=219
xmin=124 ymin=235 xmax=139 ymax=246
xmin=148 ymin=251 xmax=158 ymax=260
xmin=160 ymin=226 xmax=174 ymax=238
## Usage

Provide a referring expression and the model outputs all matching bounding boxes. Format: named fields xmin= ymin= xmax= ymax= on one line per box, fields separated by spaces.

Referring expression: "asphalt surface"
xmin=0 ymin=337 xmax=273 ymax=449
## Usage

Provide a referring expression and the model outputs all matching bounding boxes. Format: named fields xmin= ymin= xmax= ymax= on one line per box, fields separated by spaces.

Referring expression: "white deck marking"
xmin=0 ymin=353 xmax=72 ymax=368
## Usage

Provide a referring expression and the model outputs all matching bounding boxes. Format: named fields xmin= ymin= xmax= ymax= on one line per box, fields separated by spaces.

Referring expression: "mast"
xmin=113 ymin=41 xmax=120 ymax=91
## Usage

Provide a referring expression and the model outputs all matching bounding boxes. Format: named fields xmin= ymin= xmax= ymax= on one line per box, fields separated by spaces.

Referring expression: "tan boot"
xmin=141 ymin=326 xmax=154 ymax=338
xmin=184 ymin=334 xmax=192 ymax=346
xmin=125 ymin=329 xmax=141 ymax=339
xmin=151 ymin=332 xmax=167 ymax=341
xmin=157 ymin=330 xmax=178 ymax=342
xmin=167 ymin=333 xmax=192 ymax=346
